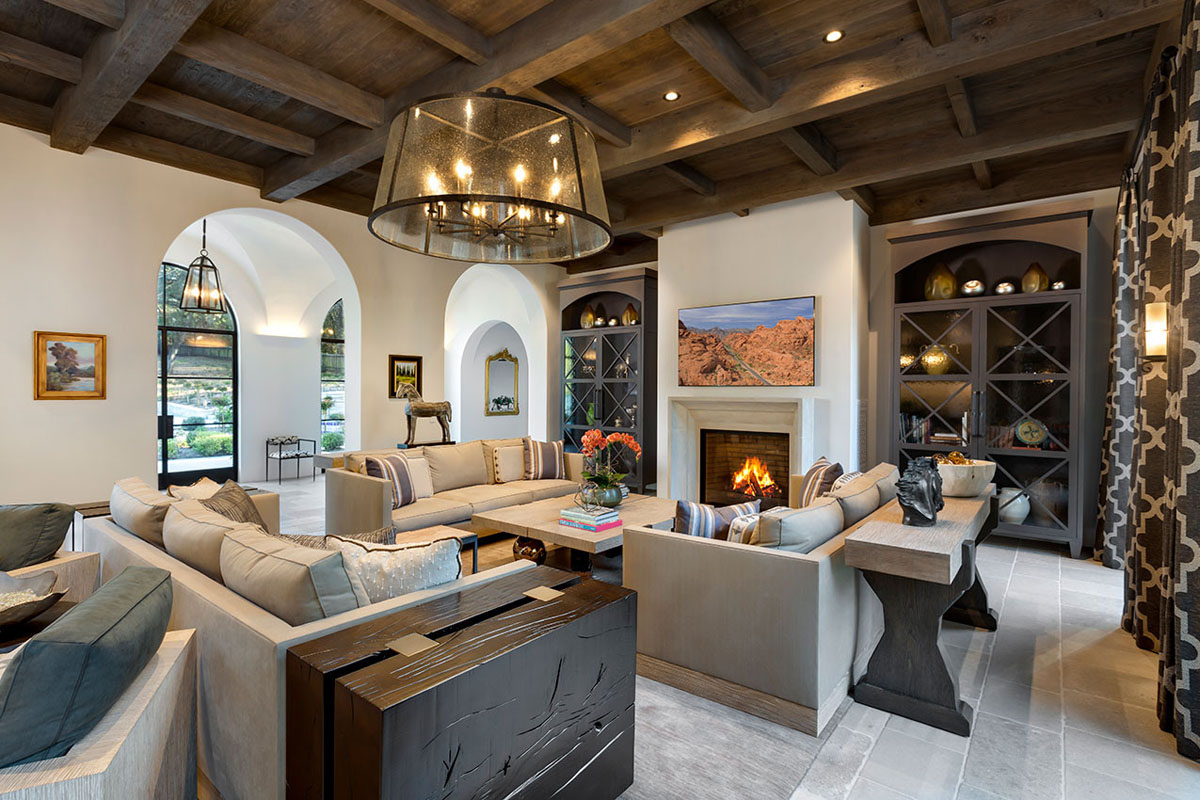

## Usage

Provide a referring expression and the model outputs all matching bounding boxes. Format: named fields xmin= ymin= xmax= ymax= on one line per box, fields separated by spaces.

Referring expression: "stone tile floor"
xmin=257 ymin=475 xmax=1200 ymax=799
xmin=793 ymin=535 xmax=1200 ymax=800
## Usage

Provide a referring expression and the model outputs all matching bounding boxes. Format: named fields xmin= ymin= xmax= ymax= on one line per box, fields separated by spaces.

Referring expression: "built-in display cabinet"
xmin=558 ymin=268 xmax=657 ymax=492
xmin=886 ymin=203 xmax=1111 ymax=557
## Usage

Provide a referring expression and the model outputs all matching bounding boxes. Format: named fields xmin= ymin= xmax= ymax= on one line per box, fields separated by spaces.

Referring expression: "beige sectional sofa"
xmin=325 ymin=439 xmax=584 ymax=536
xmin=83 ymin=485 xmax=536 ymax=800
xmin=623 ymin=463 xmax=898 ymax=736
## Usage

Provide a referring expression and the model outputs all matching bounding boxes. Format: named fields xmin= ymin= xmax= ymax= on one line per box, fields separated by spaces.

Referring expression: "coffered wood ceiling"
xmin=0 ymin=0 xmax=1181 ymax=272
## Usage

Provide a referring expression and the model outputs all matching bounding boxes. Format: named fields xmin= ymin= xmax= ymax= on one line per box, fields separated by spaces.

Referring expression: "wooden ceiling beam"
xmin=612 ymin=87 xmax=1141 ymax=232
xmin=564 ymin=235 xmax=658 ymax=274
xmin=1 ymin=30 xmax=316 ymax=156
xmin=50 ymin=0 xmax=211 ymax=153
xmin=260 ymin=0 xmax=713 ymax=202
xmin=297 ymin=185 xmax=375 ymax=216
xmin=839 ymin=187 xmax=875 ymax=214
xmin=661 ymin=160 xmax=715 ymax=195
xmin=361 ymin=0 xmax=491 ymax=64
xmin=0 ymin=91 xmax=262 ymax=187
xmin=526 ymin=80 xmax=631 ymax=147
xmin=42 ymin=0 xmax=124 ymax=29
xmin=129 ymin=83 xmax=316 ymax=156
xmin=915 ymin=0 xmax=953 ymax=47
xmin=945 ymin=77 xmax=992 ymax=190
xmin=0 ymin=30 xmax=81 ymax=83
xmin=870 ymin=150 xmax=1125 ymax=225
xmin=174 ymin=21 xmax=384 ymax=128
xmin=597 ymin=0 xmax=1178 ymax=178
xmin=665 ymin=8 xmax=773 ymax=111
xmin=777 ymin=124 xmax=836 ymax=174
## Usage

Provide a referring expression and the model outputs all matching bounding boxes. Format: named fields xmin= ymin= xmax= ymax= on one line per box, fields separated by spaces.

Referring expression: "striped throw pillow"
xmin=199 ymin=481 xmax=268 ymax=530
xmin=674 ymin=499 xmax=761 ymax=540
xmin=726 ymin=513 xmax=762 ymax=545
xmin=522 ymin=438 xmax=565 ymax=480
xmin=797 ymin=457 xmax=843 ymax=507
xmin=363 ymin=455 xmax=417 ymax=510
xmin=831 ymin=471 xmax=863 ymax=491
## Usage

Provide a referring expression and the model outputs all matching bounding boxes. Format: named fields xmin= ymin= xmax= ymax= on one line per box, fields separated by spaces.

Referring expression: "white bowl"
xmin=936 ymin=459 xmax=996 ymax=497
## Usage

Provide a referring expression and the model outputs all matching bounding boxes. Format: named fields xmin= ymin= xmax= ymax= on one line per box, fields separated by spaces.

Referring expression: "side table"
xmin=285 ymin=565 xmax=635 ymax=799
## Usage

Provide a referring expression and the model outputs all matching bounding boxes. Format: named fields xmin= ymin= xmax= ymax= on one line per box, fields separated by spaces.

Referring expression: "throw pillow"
xmin=200 ymin=481 xmax=268 ymax=530
xmin=269 ymin=527 xmax=396 ymax=551
xmin=109 ymin=477 xmax=175 ymax=546
xmin=363 ymin=455 xmax=418 ymax=510
xmin=749 ymin=497 xmax=845 ymax=553
xmin=482 ymin=438 xmax=525 ymax=483
xmin=0 ymin=503 xmax=74 ymax=571
xmin=831 ymin=471 xmax=862 ymax=491
xmin=674 ymin=499 xmax=761 ymax=540
xmin=726 ymin=513 xmax=761 ymax=545
xmin=795 ymin=457 xmax=844 ymax=507
xmin=328 ymin=534 xmax=462 ymax=604
xmin=162 ymin=499 xmax=259 ymax=582
xmin=0 ymin=565 xmax=171 ymax=768
xmin=404 ymin=456 xmax=434 ymax=499
xmin=522 ymin=438 xmax=565 ymax=480
xmin=492 ymin=445 xmax=526 ymax=484
xmin=424 ymin=441 xmax=489 ymax=493
xmin=219 ymin=528 xmax=368 ymax=626
xmin=167 ymin=476 xmax=222 ymax=500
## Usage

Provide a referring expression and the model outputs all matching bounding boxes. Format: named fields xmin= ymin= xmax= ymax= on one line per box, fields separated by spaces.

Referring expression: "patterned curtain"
xmin=1095 ymin=1 xmax=1200 ymax=759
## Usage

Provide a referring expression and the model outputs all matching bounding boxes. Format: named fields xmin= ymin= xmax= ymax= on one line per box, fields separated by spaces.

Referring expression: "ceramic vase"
xmin=1022 ymin=262 xmax=1049 ymax=293
xmin=594 ymin=486 xmax=623 ymax=508
xmin=998 ymin=487 xmax=1030 ymax=524
xmin=924 ymin=262 xmax=958 ymax=300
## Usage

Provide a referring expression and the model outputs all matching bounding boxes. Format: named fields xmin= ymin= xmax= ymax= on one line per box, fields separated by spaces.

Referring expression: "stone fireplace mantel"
xmin=665 ymin=396 xmax=817 ymax=503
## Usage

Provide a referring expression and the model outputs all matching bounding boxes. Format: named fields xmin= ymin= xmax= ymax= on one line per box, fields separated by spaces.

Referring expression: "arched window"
xmin=320 ymin=300 xmax=346 ymax=452
xmin=156 ymin=262 xmax=238 ymax=488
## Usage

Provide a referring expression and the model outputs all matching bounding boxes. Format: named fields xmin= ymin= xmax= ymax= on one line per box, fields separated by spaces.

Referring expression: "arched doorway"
xmin=156 ymin=261 xmax=239 ymax=487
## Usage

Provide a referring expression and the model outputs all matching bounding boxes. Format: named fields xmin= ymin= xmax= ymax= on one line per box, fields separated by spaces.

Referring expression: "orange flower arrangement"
xmin=580 ymin=429 xmax=641 ymax=488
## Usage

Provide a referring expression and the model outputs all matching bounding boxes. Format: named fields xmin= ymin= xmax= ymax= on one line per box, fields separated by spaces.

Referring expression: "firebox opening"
xmin=699 ymin=429 xmax=790 ymax=510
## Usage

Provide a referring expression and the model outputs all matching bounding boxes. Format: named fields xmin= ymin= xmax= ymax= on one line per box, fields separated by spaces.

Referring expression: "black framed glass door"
xmin=156 ymin=263 xmax=238 ymax=488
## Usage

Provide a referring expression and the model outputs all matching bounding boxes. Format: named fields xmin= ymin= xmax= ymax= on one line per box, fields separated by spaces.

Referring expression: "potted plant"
xmin=580 ymin=429 xmax=642 ymax=508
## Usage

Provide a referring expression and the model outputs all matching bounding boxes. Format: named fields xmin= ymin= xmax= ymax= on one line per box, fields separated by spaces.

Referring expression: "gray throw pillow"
xmin=0 ymin=503 xmax=74 ymax=570
xmin=0 ymin=565 xmax=171 ymax=768
xmin=200 ymin=481 xmax=267 ymax=530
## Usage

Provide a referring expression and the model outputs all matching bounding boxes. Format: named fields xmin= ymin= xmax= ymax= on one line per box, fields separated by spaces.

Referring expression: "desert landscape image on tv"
xmin=678 ymin=296 xmax=815 ymax=386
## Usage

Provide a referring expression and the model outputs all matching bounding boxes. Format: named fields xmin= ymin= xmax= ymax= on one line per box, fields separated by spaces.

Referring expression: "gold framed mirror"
xmin=485 ymin=348 xmax=519 ymax=416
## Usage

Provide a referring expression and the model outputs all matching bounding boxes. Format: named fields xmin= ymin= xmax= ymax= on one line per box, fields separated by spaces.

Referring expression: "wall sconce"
xmin=1145 ymin=302 xmax=1168 ymax=361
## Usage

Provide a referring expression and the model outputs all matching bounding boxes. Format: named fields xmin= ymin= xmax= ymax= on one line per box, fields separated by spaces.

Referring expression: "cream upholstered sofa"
xmin=325 ymin=438 xmax=583 ymax=536
xmin=623 ymin=463 xmax=898 ymax=736
xmin=83 ymin=487 xmax=536 ymax=800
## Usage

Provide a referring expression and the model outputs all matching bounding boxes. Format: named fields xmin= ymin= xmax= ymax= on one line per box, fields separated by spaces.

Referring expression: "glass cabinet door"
xmin=896 ymin=308 xmax=976 ymax=469
xmin=981 ymin=298 xmax=1076 ymax=537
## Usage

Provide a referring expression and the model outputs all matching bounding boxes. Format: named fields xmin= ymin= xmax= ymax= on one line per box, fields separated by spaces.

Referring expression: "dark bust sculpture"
xmin=896 ymin=457 xmax=945 ymax=527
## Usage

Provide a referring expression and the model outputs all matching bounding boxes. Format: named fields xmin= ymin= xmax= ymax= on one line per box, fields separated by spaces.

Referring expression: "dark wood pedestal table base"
xmin=845 ymin=487 xmax=996 ymax=736
xmin=286 ymin=565 xmax=636 ymax=799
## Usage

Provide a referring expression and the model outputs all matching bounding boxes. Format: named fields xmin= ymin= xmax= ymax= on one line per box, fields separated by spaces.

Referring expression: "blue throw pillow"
xmin=0 ymin=503 xmax=74 ymax=570
xmin=674 ymin=499 xmax=761 ymax=540
xmin=0 ymin=565 xmax=172 ymax=767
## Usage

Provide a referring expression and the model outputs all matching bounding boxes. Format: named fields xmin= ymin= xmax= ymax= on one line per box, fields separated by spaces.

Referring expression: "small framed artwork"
xmin=388 ymin=354 xmax=423 ymax=398
xmin=34 ymin=331 xmax=106 ymax=400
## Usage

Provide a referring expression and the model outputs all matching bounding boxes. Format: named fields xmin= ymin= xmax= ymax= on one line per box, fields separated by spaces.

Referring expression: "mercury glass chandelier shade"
xmin=369 ymin=89 xmax=612 ymax=263
xmin=179 ymin=219 xmax=228 ymax=314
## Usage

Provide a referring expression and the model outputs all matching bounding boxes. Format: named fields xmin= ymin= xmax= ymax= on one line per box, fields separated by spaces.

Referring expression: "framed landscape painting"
xmin=388 ymin=354 xmax=423 ymax=397
xmin=34 ymin=331 xmax=106 ymax=399
xmin=678 ymin=296 xmax=815 ymax=386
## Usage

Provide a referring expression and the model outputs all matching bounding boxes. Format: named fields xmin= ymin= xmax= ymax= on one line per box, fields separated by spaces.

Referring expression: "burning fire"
xmin=731 ymin=456 xmax=780 ymax=499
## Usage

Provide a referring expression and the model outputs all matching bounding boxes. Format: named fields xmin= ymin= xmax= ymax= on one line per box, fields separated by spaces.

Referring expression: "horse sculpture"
xmin=395 ymin=383 xmax=453 ymax=445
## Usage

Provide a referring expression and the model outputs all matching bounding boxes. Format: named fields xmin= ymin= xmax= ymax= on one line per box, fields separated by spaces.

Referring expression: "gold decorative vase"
xmin=924 ymin=263 xmax=958 ymax=300
xmin=1021 ymin=262 xmax=1049 ymax=293
xmin=580 ymin=304 xmax=595 ymax=329
xmin=621 ymin=303 xmax=639 ymax=326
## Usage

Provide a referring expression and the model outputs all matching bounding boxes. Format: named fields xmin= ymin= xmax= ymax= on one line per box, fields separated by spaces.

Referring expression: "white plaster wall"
xmin=0 ymin=125 xmax=557 ymax=503
xmin=458 ymin=321 xmax=530 ymax=442
xmin=656 ymin=194 xmax=871 ymax=492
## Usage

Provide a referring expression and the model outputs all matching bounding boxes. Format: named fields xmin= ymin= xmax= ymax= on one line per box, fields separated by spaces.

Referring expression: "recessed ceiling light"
xmin=663 ymin=90 xmax=680 ymax=102
xmin=824 ymin=30 xmax=844 ymax=43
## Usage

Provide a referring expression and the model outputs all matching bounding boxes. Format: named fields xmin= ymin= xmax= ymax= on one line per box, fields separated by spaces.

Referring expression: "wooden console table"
xmin=286 ymin=565 xmax=636 ymax=799
xmin=844 ymin=488 xmax=997 ymax=735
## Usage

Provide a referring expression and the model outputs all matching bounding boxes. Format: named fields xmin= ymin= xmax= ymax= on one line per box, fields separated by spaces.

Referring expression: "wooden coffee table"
xmin=472 ymin=493 xmax=676 ymax=571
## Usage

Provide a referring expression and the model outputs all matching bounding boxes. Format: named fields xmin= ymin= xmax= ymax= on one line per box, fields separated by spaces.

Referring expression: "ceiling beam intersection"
xmin=361 ymin=0 xmax=492 ymax=64
xmin=665 ymin=8 xmax=773 ymax=111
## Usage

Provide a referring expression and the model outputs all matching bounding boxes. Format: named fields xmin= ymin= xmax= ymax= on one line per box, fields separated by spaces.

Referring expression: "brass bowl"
xmin=0 ymin=571 xmax=67 ymax=629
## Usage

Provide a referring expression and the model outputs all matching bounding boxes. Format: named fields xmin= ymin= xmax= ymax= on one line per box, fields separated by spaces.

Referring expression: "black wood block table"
xmin=286 ymin=565 xmax=636 ymax=799
xmin=844 ymin=487 xmax=996 ymax=736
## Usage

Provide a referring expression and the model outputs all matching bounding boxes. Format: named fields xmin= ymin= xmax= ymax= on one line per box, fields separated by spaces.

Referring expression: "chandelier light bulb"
xmin=513 ymin=164 xmax=527 ymax=183
xmin=454 ymin=159 xmax=472 ymax=180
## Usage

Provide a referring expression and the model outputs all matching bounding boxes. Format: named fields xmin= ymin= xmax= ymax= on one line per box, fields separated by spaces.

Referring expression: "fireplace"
xmin=699 ymin=429 xmax=790 ymax=509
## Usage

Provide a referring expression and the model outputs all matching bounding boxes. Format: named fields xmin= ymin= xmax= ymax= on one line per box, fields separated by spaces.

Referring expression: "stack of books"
xmin=559 ymin=506 xmax=622 ymax=532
